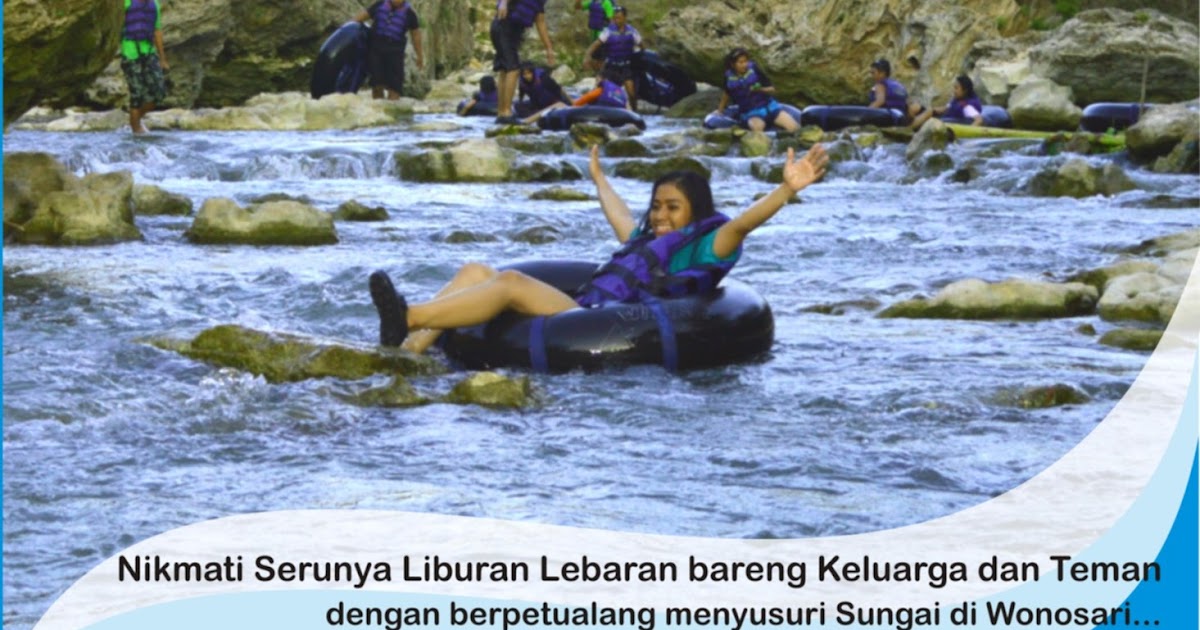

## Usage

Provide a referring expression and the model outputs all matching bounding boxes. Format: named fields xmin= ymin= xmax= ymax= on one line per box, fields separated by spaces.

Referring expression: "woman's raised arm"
xmin=712 ymin=144 xmax=828 ymax=258
xmin=589 ymin=145 xmax=636 ymax=242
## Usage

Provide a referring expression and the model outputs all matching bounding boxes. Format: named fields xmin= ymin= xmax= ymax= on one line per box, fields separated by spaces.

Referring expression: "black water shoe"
xmin=369 ymin=270 xmax=408 ymax=347
xmin=493 ymin=115 xmax=520 ymax=125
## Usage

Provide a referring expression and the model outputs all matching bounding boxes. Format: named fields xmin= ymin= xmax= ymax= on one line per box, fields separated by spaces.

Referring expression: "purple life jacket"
xmin=725 ymin=63 xmax=772 ymax=111
xmin=602 ymin=24 xmax=638 ymax=65
xmin=945 ymin=95 xmax=983 ymax=119
xmin=372 ymin=1 xmax=412 ymax=43
xmin=502 ymin=0 xmax=542 ymax=28
xmin=123 ymin=0 xmax=157 ymax=42
xmin=520 ymin=68 xmax=566 ymax=109
xmin=871 ymin=78 xmax=908 ymax=110
xmin=595 ymin=79 xmax=628 ymax=108
xmin=587 ymin=0 xmax=609 ymax=30
xmin=576 ymin=214 xmax=736 ymax=307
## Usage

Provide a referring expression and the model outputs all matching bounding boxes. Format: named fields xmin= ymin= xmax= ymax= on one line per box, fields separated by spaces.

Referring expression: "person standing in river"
xmin=120 ymin=0 xmax=169 ymax=134
xmin=353 ymin=0 xmax=424 ymax=100
xmin=491 ymin=0 xmax=557 ymax=124
xmin=583 ymin=6 xmax=642 ymax=111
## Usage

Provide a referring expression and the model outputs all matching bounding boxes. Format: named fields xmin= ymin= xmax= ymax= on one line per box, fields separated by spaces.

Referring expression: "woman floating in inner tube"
xmin=367 ymin=144 xmax=830 ymax=354
xmin=911 ymin=75 xmax=984 ymax=129
xmin=715 ymin=47 xmax=800 ymax=132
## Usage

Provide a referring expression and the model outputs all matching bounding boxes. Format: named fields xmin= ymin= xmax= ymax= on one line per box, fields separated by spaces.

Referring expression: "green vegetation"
xmin=1053 ymin=0 xmax=1080 ymax=19
xmin=996 ymin=16 xmax=1009 ymax=31
xmin=1030 ymin=17 xmax=1052 ymax=30
xmin=1133 ymin=10 xmax=1150 ymax=24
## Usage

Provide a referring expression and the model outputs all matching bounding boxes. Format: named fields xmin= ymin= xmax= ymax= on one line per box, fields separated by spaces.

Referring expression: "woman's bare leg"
xmin=773 ymin=110 xmax=799 ymax=132
xmin=747 ymin=117 xmax=767 ymax=132
xmin=371 ymin=266 xmax=579 ymax=351
xmin=402 ymin=262 xmax=496 ymax=353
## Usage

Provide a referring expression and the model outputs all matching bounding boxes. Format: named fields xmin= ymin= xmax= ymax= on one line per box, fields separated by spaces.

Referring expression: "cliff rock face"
xmin=650 ymin=0 xmax=1023 ymax=106
xmin=3 ymin=0 xmax=124 ymax=125
xmin=1028 ymin=9 xmax=1199 ymax=105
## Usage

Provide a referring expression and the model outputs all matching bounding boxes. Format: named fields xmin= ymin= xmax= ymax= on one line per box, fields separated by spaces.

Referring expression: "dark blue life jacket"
xmin=725 ymin=63 xmax=772 ymax=111
xmin=945 ymin=95 xmax=983 ymax=119
xmin=476 ymin=89 xmax=499 ymax=107
xmin=576 ymin=214 xmax=737 ymax=307
xmin=602 ymin=24 xmax=638 ymax=64
xmin=872 ymin=78 xmax=908 ymax=110
xmin=520 ymin=68 xmax=566 ymax=109
xmin=587 ymin=0 xmax=609 ymax=30
xmin=594 ymin=79 xmax=628 ymax=108
xmin=372 ymin=1 xmax=412 ymax=44
xmin=123 ymin=0 xmax=158 ymax=42
xmin=502 ymin=0 xmax=542 ymax=28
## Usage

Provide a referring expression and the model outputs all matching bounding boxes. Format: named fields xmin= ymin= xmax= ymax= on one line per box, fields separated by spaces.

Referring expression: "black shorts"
xmin=491 ymin=18 xmax=526 ymax=72
xmin=368 ymin=39 xmax=407 ymax=93
xmin=603 ymin=61 xmax=634 ymax=84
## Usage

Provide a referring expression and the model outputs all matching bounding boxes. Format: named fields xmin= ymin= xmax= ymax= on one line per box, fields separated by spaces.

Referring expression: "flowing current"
xmin=2 ymin=115 xmax=1195 ymax=628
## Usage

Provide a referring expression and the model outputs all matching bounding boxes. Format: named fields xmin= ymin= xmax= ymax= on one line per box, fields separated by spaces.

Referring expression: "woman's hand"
xmin=588 ymin=144 xmax=603 ymax=181
xmin=782 ymin=144 xmax=829 ymax=193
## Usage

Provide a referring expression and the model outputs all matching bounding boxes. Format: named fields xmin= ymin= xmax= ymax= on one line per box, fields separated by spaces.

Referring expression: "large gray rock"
xmin=1007 ymin=77 xmax=1082 ymax=131
xmin=395 ymin=138 xmax=514 ymax=183
xmin=1098 ymin=272 xmax=1182 ymax=325
xmin=1026 ymin=158 xmax=1136 ymax=198
xmin=186 ymin=198 xmax=338 ymax=245
xmin=1028 ymin=9 xmax=1200 ymax=106
xmin=906 ymin=118 xmax=952 ymax=163
xmin=15 ymin=171 xmax=143 ymax=245
xmin=1126 ymin=104 xmax=1200 ymax=162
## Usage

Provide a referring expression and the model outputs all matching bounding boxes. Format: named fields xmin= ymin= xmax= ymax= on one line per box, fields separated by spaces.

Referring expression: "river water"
xmin=2 ymin=115 xmax=1195 ymax=628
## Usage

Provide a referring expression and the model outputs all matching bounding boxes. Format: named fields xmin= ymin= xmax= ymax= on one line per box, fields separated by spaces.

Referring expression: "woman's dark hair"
xmin=870 ymin=58 xmax=891 ymax=76
xmin=724 ymin=47 xmax=750 ymax=71
xmin=480 ymin=75 xmax=497 ymax=93
xmin=636 ymin=171 xmax=716 ymax=235
xmin=955 ymin=75 xmax=976 ymax=98
xmin=612 ymin=5 xmax=626 ymax=15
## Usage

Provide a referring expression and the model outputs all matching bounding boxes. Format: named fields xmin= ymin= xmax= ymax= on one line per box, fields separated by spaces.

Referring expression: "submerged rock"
xmin=529 ymin=186 xmax=592 ymax=201
xmin=343 ymin=376 xmax=430 ymax=408
xmin=134 ymin=184 xmax=194 ymax=216
xmin=395 ymin=138 xmax=514 ymax=183
xmin=1099 ymin=328 xmax=1163 ymax=352
xmin=153 ymin=325 xmax=446 ymax=383
xmin=334 ymin=200 xmax=389 ymax=222
xmin=991 ymin=384 xmax=1090 ymax=409
xmin=445 ymin=372 xmax=533 ymax=408
xmin=879 ymin=278 xmax=1098 ymax=320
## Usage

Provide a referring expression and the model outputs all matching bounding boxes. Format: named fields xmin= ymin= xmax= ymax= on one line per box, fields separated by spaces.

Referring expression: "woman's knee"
xmin=747 ymin=118 xmax=766 ymax=132
xmin=458 ymin=262 xmax=497 ymax=283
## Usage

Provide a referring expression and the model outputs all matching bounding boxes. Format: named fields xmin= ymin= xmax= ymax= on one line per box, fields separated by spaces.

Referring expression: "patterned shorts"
xmin=121 ymin=53 xmax=167 ymax=109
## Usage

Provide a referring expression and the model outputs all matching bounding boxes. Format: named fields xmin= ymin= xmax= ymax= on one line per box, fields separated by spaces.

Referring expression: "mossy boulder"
xmin=1127 ymin=229 xmax=1200 ymax=257
xmin=186 ymin=198 xmax=338 ymax=245
xmin=3 ymin=152 xmax=79 ymax=230
xmin=605 ymin=138 xmax=651 ymax=158
xmin=494 ymin=134 xmax=571 ymax=155
xmin=663 ymin=88 xmax=722 ymax=119
xmin=879 ymin=279 xmax=1098 ymax=320
xmin=133 ymin=184 xmax=194 ymax=216
xmin=991 ymin=384 xmax=1090 ymax=409
xmin=739 ymin=131 xmax=772 ymax=158
xmin=1099 ymin=328 xmax=1164 ymax=352
xmin=511 ymin=225 xmax=563 ymax=244
xmin=436 ymin=230 xmax=500 ymax=243
xmin=445 ymin=372 xmax=533 ymax=408
xmin=509 ymin=160 xmax=583 ymax=182
xmin=1067 ymin=260 xmax=1161 ymax=292
xmin=613 ymin=156 xmax=711 ymax=181
xmin=906 ymin=118 xmax=952 ymax=163
xmin=154 ymin=325 xmax=446 ymax=383
xmin=334 ymin=200 xmax=389 ymax=222
xmin=569 ymin=123 xmax=614 ymax=148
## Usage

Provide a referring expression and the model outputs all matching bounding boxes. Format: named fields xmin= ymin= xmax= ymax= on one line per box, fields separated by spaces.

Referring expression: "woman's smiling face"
xmin=649 ymin=183 xmax=694 ymax=237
